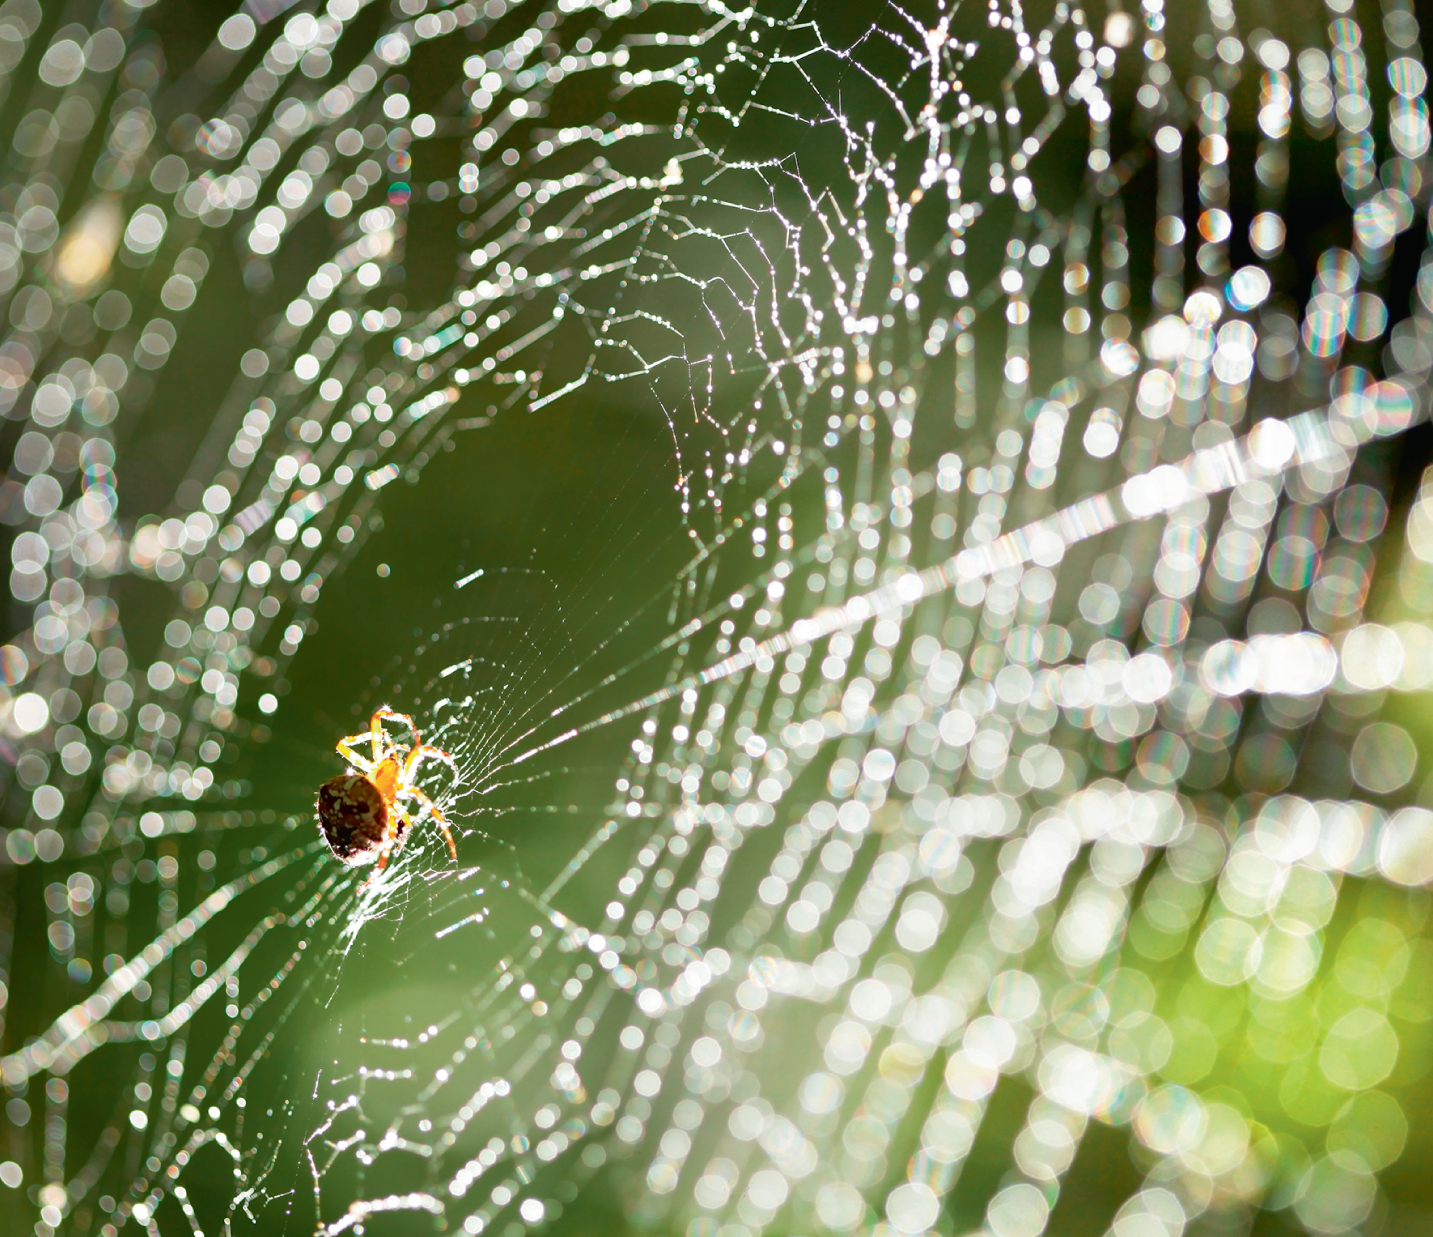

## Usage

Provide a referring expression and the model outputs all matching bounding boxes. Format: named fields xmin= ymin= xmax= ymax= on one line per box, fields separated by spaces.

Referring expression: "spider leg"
xmin=401 ymin=743 xmax=458 ymax=784
xmin=372 ymin=706 xmax=422 ymax=753
xmin=402 ymin=786 xmax=458 ymax=862
xmin=336 ymin=733 xmax=378 ymax=773
xmin=368 ymin=804 xmax=416 ymax=880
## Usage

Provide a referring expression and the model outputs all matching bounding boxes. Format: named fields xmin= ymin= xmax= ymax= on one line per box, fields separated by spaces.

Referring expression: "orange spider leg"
xmin=369 ymin=710 xmax=390 ymax=763
xmin=336 ymin=730 xmax=378 ymax=773
xmin=403 ymin=785 xmax=457 ymax=861
xmin=371 ymin=802 xmax=417 ymax=877
xmin=372 ymin=707 xmax=421 ymax=755
xmin=402 ymin=743 xmax=457 ymax=784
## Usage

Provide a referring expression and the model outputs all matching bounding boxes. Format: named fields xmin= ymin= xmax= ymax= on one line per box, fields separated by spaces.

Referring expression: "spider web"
xmin=2 ymin=0 xmax=1433 ymax=1235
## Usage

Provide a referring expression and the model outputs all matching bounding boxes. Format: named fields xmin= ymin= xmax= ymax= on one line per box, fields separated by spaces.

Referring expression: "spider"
xmin=316 ymin=706 xmax=458 ymax=875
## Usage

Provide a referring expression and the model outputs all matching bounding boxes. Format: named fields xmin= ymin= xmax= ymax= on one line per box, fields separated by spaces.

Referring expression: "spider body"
xmin=316 ymin=772 xmax=389 ymax=863
xmin=317 ymin=707 xmax=457 ymax=873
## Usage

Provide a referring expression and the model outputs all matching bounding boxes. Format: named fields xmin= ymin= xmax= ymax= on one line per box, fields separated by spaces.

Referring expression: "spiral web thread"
xmin=0 ymin=0 xmax=1431 ymax=1235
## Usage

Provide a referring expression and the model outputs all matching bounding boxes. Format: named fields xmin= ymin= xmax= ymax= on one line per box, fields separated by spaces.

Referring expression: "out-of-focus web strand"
xmin=0 ymin=843 xmax=325 ymax=1087
xmin=507 ymin=398 xmax=1405 ymax=768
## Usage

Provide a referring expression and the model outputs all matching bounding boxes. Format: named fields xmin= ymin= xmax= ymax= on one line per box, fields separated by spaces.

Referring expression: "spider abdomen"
xmin=317 ymin=772 xmax=389 ymax=864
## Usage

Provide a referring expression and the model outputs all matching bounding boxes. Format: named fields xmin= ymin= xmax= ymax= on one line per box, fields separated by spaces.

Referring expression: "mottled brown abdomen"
xmin=316 ymin=772 xmax=388 ymax=864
